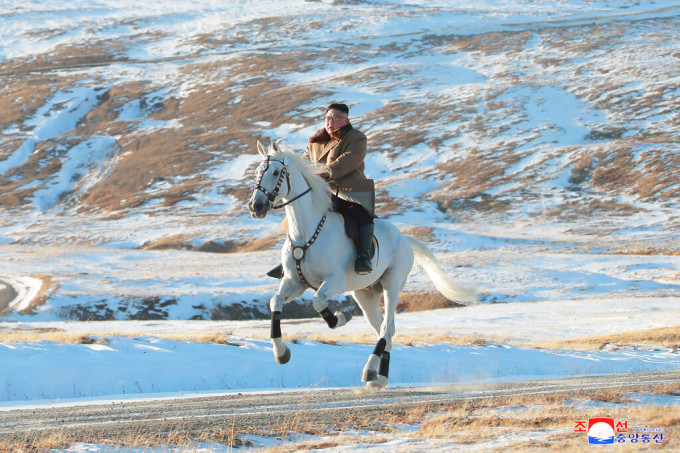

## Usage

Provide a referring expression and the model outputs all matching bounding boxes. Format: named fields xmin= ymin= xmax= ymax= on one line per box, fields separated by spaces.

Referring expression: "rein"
xmin=273 ymin=187 xmax=311 ymax=209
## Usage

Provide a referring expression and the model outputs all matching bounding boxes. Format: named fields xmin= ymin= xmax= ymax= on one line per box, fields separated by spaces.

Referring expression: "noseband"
xmin=254 ymin=155 xmax=312 ymax=209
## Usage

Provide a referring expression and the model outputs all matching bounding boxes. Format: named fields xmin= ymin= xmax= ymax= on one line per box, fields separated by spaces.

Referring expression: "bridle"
xmin=253 ymin=154 xmax=324 ymax=289
xmin=254 ymin=155 xmax=311 ymax=209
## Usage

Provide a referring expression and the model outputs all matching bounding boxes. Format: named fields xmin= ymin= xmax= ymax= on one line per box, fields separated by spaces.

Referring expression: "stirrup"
xmin=266 ymin=264 xmax=284 ymax=279
xmin=355 ymin=255 xmax=372 ymax=275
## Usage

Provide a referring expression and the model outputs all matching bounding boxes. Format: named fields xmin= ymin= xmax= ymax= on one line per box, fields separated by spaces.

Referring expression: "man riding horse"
xmin=268 ymin=103 xmax=375 ymax=278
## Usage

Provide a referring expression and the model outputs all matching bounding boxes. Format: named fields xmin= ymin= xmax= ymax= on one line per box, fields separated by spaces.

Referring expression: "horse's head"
xmin=248 ymin=141 xmax=290 ymax=219
xmin=249 ymin=140 xmax=332 ymax=219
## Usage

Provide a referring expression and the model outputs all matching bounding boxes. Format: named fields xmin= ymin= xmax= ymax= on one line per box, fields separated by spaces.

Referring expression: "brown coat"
xmin=305 ymin=125 xmax=375 ymax=215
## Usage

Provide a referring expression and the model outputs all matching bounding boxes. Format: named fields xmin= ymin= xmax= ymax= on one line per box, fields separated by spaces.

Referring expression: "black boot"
xmin=266 ymin=264 xmax=284 ymax=279
xmin=355 ymin=224 xmax=374 ymax=274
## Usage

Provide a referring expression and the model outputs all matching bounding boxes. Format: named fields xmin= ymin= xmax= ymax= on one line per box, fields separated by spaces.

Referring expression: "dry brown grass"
xmin=0 ymin=433 xmax=70 ymax=453
xmin=261 ymin=435 xmax=389 ymax=452
xmin=0 ymin=421 xmax=253 ymax=452
xmin=414 ymin=393 xmax=678 ymax=450
xmin=568 ymin=152 xmax=592 ymax=185
xmin=1 ymin=383 xmax=676 ymax=452
xmin=140 ymin=235 xmax=279 ymax=253
xmin=271 ymin=387 xmax=678 ymax=451
xmin=0 ymin=35 xmax=331 ymax=213
xmin=418 ymin=406 xmax=570 ymax=441
xmin=302 ymin=331 xmax=493 ymax=348
xmin=398 ymin=226 xmax=435 ymax=241
xmin=532 ymin=326 xmax=680 ymax=351
xmin=652 ymin=382 xmax=680 ymax=396
xmin=4 ymin=325 xmax=676 ymax=355
xmin=160 ymin=332 xmax=245 ymax=346
xmin=0 ymin=330 xmax=247 ymax=345
xmin=607 ymin=246 xmax=680 ymax=256
xmin=397 ymin=291 xmax=463 ymax=312
xmin=0 ymin=330 xmax=108 ymax=344
xmin=1 ymin=0 xmax=678 ymax=227
xmin=0 ymin=327 xmax=244 ymax=345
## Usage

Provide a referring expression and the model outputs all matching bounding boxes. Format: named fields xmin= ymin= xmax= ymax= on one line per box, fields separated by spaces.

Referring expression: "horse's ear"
xmin=257 ymin=141 xmax=267 ymax=156
xmin=271 ymin=140 xmax=281 ymax=153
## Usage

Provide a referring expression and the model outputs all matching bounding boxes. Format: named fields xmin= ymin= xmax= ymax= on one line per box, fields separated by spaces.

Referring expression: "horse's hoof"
xmin=367 ymin=375 xmax=388 ymax=390
xmin=275 ymin=346 xmax=291 ymax=365
xmin=362 ymin=369 xmax=378 ymax=382
xmin=333 ymin=311 xmax=352 ymax=328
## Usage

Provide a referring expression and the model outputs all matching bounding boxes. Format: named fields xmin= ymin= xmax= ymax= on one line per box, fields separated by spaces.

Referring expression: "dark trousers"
xmin=331 ymin=194 xmax=373 ymax=227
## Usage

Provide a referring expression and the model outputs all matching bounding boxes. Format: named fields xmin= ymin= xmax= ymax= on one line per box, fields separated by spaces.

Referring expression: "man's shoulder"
xmin=344 ymin=127 xmax=367 ymax=141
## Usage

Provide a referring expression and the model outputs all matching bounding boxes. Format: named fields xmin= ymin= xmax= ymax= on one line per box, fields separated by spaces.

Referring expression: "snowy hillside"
xmin=0 ymin=1 xmax=679 ymax=320
xmin=0 ymin=4 xmax=678 ymax=452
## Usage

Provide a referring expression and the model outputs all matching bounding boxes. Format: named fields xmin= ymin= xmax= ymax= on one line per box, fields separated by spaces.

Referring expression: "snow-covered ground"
xmin=0 ymin=0 xmax=677 ymax=402
xmin=1 ymin=298 xmax=679 ymax=405
xmin=0 ymin=0 xmax=679 ymax=450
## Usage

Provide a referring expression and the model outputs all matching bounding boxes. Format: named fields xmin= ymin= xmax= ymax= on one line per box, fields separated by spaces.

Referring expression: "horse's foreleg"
xmin=270 ymin=278 xmax=305 ymax=365
xmin=312 ymin=277 xmax=351 ymax=329
xmin=270 ymin=311 xmax=290 ymax=364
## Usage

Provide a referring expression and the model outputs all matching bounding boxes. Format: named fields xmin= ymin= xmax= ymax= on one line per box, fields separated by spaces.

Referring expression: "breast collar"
xmin=288 ymin=213 xmax=327 ymax=290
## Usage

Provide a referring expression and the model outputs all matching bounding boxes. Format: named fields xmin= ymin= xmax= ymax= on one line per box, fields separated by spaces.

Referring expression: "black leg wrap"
xmin=271 ymin=311 xmax=282 ymax=338
xmin=373 ymin=338 xmax=387 ymax=357
xmin=378 ymin=352 xmax=390 ymax=378
xmin=320 ymin=307 xmax=338 ymax=328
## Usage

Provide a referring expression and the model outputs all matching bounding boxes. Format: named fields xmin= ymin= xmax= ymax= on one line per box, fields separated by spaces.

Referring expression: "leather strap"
xmin=288 ymin=213 xmax=326 ymax=290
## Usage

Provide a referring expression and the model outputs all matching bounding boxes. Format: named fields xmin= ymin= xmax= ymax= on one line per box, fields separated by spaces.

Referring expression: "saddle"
xmin=279 ymin=207 xmax=377 ymax=260
xmin=337 ymin=212 xmax=376 ymax=260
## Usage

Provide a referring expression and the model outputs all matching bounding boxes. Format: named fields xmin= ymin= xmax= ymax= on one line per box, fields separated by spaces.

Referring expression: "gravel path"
xmin=1 ymin=370 xmax=677 ymax=446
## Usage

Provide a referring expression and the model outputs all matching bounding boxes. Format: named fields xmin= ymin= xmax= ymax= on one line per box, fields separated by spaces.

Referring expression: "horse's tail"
xmin=406 ymin=236 xmax=477 ymax=304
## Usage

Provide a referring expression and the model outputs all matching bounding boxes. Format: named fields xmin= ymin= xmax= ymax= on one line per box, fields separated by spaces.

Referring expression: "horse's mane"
xmin=268 ymin=144 xmax=332 ymax=213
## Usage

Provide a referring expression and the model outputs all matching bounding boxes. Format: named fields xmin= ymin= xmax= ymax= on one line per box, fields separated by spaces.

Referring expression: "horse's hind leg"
xmin=352 ymin=285 xmax=383 ymax=336
xmin=368 ymin=265 xmax=411 ymax=390
xmin=352 ymin=285 xmax=385 ymax=383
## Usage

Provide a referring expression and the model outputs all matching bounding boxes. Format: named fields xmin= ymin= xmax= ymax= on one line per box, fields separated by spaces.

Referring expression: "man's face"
xmin=324 ymin=108 xmax=349 ymax=135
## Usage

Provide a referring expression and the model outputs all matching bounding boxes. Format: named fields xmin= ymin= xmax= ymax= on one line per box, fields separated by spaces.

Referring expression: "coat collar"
xmin=308 ymin=124 xmax=353 ymax=144
xmin=331 ymin=124 xmax=353 ymax=140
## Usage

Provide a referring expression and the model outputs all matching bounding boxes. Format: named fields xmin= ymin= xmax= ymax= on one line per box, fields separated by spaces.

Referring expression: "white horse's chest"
xmin=284 ymin=216 xmax=352 ymax=281
xmin=283 ymin=218 xmax=398 ymax=292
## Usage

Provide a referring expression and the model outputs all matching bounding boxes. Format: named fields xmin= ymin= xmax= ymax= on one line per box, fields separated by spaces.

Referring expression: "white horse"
xmin=248 ymin=141 xmax=476 ymax=390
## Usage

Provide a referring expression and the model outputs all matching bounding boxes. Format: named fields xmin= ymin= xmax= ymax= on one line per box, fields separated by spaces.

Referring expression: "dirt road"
xmin=0 ymin=370 xmax=677 ymax=445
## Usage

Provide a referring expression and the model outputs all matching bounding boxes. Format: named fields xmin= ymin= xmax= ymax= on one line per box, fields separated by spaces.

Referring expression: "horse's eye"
xmin=272 ymin=170 xmax=280 ymax=176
